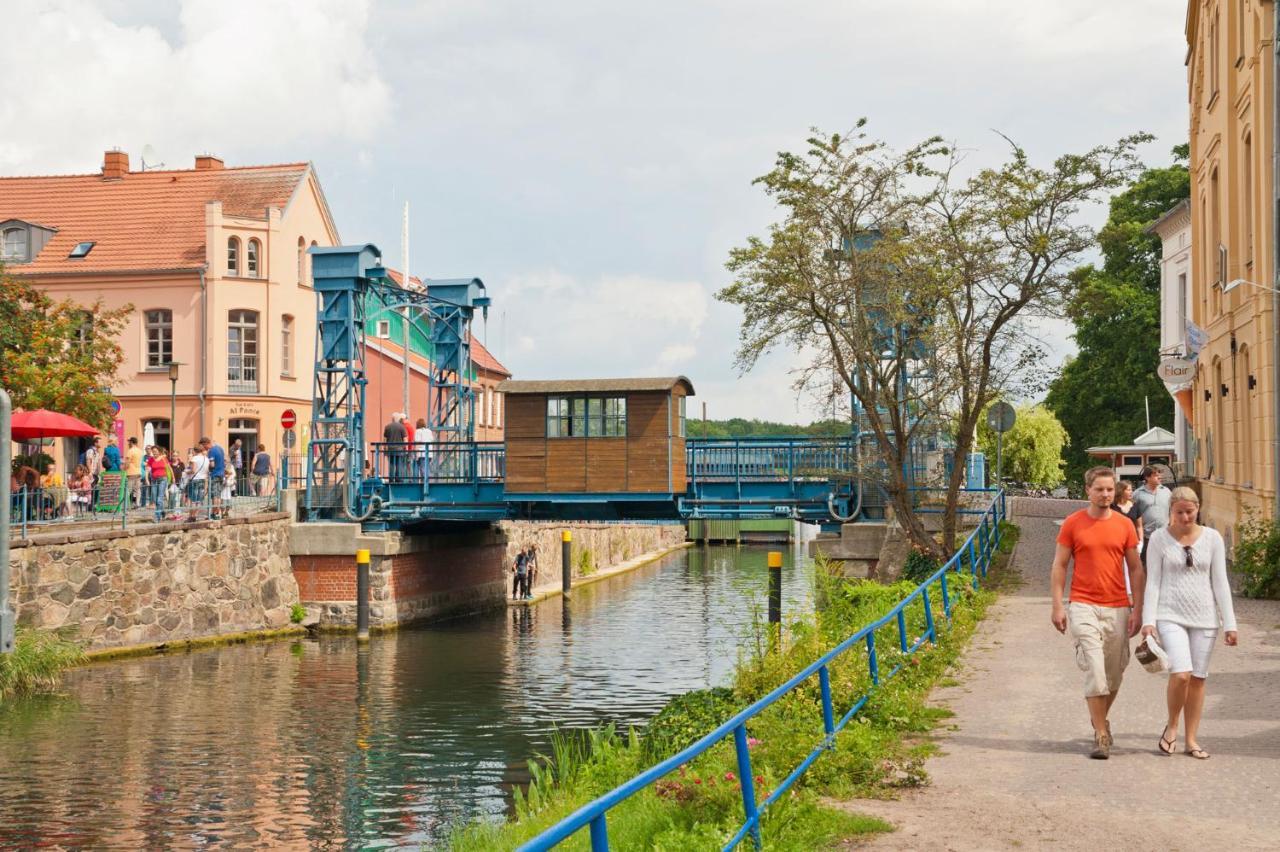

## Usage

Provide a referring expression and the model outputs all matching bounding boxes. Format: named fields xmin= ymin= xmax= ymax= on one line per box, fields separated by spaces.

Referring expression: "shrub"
xmin=1233 ymin=513 xmax=1280 ymax=599
xmin=12 ymin=452 xmax=54 ymax=476
xmin=576 ymin=547 xmax=595 ymax=577
xmin=641 ymin=687 xmax=738 ymax=760
xmin=0 ymin=628 xmax=86 ymax=698
xmin=289 ymin=603 xmax=307 ymax=624
xmin=902 ymin=547 xmax=941 ymax=584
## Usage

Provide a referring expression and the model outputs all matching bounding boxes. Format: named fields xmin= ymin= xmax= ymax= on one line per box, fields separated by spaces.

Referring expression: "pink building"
xmin=0 ymin=150 xmax=339 ymax=470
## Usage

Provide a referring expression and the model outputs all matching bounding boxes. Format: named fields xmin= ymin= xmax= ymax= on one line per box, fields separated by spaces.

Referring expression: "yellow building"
xmin=1186 ymin=0 xmax=1278 ymax=540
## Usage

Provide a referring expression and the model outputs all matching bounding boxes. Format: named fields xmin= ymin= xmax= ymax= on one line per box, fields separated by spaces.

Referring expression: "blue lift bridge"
xmin=302 ymin=245 xmax=886 ymax=531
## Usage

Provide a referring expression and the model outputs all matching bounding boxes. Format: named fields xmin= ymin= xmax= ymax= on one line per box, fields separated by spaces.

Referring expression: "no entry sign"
xmin=281 ymin=409 xmax=297 ymax=429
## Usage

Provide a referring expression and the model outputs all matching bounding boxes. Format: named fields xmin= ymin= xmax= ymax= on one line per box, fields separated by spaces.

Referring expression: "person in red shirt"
xmin=1050 ymin=466 xmax=1144 ymax=759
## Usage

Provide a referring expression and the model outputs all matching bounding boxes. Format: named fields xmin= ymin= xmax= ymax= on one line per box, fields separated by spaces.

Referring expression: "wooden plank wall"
xmin=502 ymin=390 xmax=680 ymax=493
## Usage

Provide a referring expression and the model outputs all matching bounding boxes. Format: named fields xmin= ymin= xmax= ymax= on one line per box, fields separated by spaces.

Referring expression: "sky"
xmin=1 ymin=0 xmax=1189 ymax=422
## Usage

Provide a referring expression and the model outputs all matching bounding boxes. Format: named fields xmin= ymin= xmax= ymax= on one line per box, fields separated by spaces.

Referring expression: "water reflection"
xmin=0 ymin=544 xmax=813 ymax=849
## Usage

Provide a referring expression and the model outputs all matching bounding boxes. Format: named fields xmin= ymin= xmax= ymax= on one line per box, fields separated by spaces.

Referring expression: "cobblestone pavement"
xmin=838 ymin=508 xmax=1280 ymax=851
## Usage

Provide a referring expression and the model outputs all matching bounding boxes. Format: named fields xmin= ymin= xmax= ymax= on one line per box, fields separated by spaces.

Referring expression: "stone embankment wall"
xmin=500 ymin=521 xmax=687 ymax=595
xmin=7 ymin=513 xmax=300 ymax=652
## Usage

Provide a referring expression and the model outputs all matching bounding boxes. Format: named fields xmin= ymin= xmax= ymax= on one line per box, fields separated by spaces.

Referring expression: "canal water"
xmin=0 ymin=544 xmax=815 ymax=849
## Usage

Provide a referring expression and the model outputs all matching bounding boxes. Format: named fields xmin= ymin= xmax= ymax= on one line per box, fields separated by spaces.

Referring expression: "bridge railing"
xmin=367 ymin=441 xmax=505 ymax=486
xmin=519 ymin=489 xmax=1006 ymax=852
xmin=686 ymin=437 xmax=857 ymax=481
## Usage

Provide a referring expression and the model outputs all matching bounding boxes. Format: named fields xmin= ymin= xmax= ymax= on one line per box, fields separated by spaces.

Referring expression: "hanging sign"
xmin=1158 ymin=357 xmax=1195 ymax=386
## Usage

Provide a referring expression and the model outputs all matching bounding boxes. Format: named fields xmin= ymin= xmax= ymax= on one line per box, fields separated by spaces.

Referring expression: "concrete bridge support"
xmin=290 ymin=523 xmax=507 ymax=630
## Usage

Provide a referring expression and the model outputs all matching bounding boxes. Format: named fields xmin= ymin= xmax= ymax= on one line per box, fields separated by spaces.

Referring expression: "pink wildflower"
xmin=724 ymin=772 xmax=736 ymax=782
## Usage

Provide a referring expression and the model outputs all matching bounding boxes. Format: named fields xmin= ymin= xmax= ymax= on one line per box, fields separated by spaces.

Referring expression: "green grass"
xmin=0 ymin=628 xmax=86 ymax=699
xmin=449 ymin=523 xmax=1019 ymax=850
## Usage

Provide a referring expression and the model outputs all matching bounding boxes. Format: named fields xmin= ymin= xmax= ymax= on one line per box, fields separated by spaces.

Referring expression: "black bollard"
xmin=562 ymin=530 xmax=572 ymax=599
xmin=356 ymin=547 xmax=370 ymax=641
xmin=768 ymin=551 xmax=782 ymax=627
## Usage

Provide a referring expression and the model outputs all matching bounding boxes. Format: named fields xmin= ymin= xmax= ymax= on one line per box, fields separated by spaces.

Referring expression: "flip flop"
xmin=1158 ymin=729 xmax=1176 ymax=755
xmin=1187 ymin=747 xmax=1210 ymax=760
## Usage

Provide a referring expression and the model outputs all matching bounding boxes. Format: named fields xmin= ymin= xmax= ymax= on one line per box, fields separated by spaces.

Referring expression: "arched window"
xmin=228 ymin=309 xmax=259 ymax=393
xmin=1243 ymin=131 xmax=1253 ymax=271
xmin=227 ymin=237 xmax=240 ymax=276
xmin=246 ymin=238 xmax=261 ymax=277
xmin=2 ymin=227 xmax=26 ymax=262
xmin=297 ymin=236 xmax=306 ymax=285
xmin=281 ymin=314 xmax=294 ymax=377
xmin=1240 ymin=345 xmax=1253 ymax=486
xmin=1213 ymin=357 xmax=1226 ymax=480
xmin=145 ymin=308 xmax=173 ymax=368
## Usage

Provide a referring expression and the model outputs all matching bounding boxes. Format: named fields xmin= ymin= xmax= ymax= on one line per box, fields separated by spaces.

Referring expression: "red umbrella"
xmin=10 ymin=410 xmax=100 ymax=442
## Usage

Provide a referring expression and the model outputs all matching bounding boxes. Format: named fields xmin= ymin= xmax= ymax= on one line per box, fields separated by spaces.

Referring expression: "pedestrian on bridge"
xmin=384 ymin=413 xmax=407 ymax=479
xmin=1050 ymin=466 xmax=1145 ymax=760
xmin=1140 ymin=487 xmax=1237 ymax=760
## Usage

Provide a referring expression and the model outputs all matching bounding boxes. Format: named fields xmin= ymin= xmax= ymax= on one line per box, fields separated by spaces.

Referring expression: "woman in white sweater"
xmin=1140 ymin=486 xmax=1238 ymax=759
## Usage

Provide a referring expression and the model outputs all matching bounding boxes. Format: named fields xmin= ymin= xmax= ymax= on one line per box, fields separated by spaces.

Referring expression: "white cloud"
xmin=0 ymin=0 xmax=390 ymax=175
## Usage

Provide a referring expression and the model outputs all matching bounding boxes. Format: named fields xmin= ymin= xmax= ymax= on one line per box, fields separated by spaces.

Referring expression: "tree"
xmin=978 ymin=404 xmax=1069 ymax=487
xmin=0 ymin=264 xmax=131 ymax=429
xmin=1045 ymin=147 xmax=1189 ymax=484
xmin=719 ymin=123 xmax=1146 ymax=557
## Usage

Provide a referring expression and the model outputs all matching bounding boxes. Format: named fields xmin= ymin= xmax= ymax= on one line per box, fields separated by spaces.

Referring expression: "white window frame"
xmin=144 ymin=309 xmax=173 ymax=369
xmin=227 ymin=237 xmax=240 ymax=276
xmin=247 ymin=238 xmax=261 ymax=277
xmin=281 ymin=314 xmax=294 ymax=377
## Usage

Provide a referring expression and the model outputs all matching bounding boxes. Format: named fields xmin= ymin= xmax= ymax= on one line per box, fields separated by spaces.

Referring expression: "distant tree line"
xmin=685 ymin=417 xmax=851 ymax=439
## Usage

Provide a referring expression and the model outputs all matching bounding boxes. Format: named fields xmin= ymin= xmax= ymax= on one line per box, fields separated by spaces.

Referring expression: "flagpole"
xmin=402 ymin=202 xmax=411 ymax=424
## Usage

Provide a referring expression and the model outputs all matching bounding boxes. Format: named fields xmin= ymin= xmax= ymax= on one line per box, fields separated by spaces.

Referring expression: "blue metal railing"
xmin=521 ymin=489 xmax=1006 ymax=851
xmin=367 ymin=441 xmax=505 ymax=485
xmin=686 ymin=437 xmax=857 ymax=481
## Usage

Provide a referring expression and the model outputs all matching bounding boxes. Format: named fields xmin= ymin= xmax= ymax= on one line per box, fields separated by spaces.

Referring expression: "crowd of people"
xmin=12 ymin=434 xmax=278 ymax=524
xmin=1051 ymin=465 xmax=1237 ymax=761
xmin=382 ymin=412 xmax=435 ymax=479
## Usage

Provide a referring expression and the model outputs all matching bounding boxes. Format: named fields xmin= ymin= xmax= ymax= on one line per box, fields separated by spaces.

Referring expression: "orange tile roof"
xmin=384 ymin=267 xmax=425 ymax=290
xmin=471 ymin=337 xmax=511 ymax=377
xmin=0 ymin=161 xmax=309 ymax=275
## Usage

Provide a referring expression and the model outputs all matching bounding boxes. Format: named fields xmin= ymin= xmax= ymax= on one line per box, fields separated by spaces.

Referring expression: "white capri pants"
xmin=1156 ymin=621 xmax=1218 ymax=678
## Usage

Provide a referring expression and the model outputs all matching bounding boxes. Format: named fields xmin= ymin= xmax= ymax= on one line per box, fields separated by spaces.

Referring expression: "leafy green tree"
xmin=978 ymin=404 xmax=1069 ymax=487
xmin=0 ymin=264 xmax=131 ymax=429
xmin=1045 ymin=147 xmax=1189 ymax=484
xmin=720 ymin=122 xmax=1145 ymax=556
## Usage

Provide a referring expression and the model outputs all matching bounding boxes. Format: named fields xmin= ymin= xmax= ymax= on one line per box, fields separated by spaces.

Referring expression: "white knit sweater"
xmin=1142 ymin=526 xmax=1237 ymax=631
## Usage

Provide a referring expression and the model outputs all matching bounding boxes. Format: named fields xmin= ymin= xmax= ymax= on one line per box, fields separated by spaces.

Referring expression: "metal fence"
xmin=687 ymin=437 xmax=858 ymax=482
xmin=8 ymin=468 xmax=285 ymax=537
xmin=521 ymin=489 xmax=1007 ymax=852
xmin=366 ymin=441 xmax=505 ymax=485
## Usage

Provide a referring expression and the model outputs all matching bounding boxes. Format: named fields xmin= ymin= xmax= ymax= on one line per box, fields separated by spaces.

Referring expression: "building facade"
xmin=1187 ymin=0 xmax=1278 ymax=538
xmin=0 ymin=150 xmax=338 ymax=471
xmin=1151 ymin=199 xmax=1196 ymax=468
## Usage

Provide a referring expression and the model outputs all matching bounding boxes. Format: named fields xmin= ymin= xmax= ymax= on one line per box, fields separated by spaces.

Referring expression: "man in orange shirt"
xmin=1050 ymin=466 xmax=1144 ymax=759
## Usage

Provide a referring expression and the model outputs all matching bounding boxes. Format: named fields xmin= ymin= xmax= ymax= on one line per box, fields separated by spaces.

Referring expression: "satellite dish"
xmin=140 ymin=144 xmax=164 ymax=171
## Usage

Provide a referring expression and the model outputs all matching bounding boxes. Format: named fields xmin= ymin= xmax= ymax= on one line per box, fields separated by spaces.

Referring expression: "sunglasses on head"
xmin=1184 ymin=545 xmax=1194 ymax=569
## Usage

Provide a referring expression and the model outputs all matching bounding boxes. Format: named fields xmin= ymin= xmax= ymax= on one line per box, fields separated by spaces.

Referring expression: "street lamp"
xmin=167 ymin=362 xmax=182 ymax=453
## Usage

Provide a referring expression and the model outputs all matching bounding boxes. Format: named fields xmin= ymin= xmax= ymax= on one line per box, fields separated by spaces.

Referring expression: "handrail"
xmin=520 ymin=490 xmax=1005 ymax=851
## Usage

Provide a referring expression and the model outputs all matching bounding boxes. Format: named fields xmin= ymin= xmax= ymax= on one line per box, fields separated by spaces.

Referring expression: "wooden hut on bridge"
xmin=497 ymin=377 xmax=692 ymax=495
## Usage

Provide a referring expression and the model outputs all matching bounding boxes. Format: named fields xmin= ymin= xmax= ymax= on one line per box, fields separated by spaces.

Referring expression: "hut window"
xmin=587 ymin=397 xmax=626 ymax=436
xmin=1121 ymin=455 xmax=1143 ymax=467
xmin=678 ymin=397 xmax=686 ymax=437
xmin=548 ymin=397 xmax=584 ymax=437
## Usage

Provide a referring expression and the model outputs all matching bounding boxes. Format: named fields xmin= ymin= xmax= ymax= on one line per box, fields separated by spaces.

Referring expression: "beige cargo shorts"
xmin=1068 ymin=602 xmax=1130 ymax=698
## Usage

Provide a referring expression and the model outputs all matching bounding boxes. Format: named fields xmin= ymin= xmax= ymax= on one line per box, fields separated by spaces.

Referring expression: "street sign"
xmin=109 ymin=399 xmax=122 ymax=416
xmin=986 ymin=401 xmax=1016 ymax=434
xmin=1157 ymin=356 xmax=1195 ymax=386
xmin=282 ymin=428 xmax=296 ymax=449
xmin=281 ymin=409 xmax=297 ymax=429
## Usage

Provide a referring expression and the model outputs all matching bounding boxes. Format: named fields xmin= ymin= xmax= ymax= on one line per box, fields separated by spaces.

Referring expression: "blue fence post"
xmin=21 ymin=488 xmax=28 ymax=538
xmin=941 ymin=571 xmax=951 ymax=618
xmin=896 ymin=609 xmax=908 ymax=652
xmin=967 ymin=540 xmax=978 ymax=589
xmin=922 ymin=581 xmax=935 ymax=641
xmin=589 ymin=814 xmax=609 ymax=851
xmin=818 ymin=665 xmax=835 ymax=737
xmin=733 ymin=724 xmax=762 ymax=850
xmin=866 ymin=632 xmax=879 ymax=686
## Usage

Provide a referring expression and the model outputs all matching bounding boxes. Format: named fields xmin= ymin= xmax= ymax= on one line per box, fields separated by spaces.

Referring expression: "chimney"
xmin=195 ymin=154 xmax=225 ymax=171
xmin=102 ymin=149 xmax=129 ymax=180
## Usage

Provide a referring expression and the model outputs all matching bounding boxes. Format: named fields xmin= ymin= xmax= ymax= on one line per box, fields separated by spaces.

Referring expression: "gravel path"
xmin=837 ymin=506 xmax=1280 ymax=852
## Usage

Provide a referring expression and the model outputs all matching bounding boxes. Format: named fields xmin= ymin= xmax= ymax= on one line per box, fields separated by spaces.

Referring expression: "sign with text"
xmin=1158 ymin=357 xmax=1195 ymax=386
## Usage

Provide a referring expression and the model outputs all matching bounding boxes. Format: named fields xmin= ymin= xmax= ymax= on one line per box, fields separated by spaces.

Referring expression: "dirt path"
xmin=837 ymin=507 xmax=1280 ymax=852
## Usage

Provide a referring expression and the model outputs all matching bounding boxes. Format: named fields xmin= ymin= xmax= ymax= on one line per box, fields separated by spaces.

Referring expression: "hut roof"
xmin=497 ymin=376 xmax=694 ymax=395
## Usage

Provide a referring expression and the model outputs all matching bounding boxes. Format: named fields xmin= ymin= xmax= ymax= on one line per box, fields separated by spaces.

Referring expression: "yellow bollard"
xmin=356 ymin=548 xmax=371 ymax=641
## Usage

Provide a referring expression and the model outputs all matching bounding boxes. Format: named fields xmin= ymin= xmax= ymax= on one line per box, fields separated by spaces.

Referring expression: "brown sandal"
xmin=1158 ymin=728 xmax=1176 ymax=755
xmin=1187 ymin=746 xmax=1210 ymax=760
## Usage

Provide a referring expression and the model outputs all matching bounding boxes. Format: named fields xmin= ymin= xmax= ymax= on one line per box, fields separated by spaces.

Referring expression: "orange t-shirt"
xmin=1057 ymin=509 xmax=1137 ymax=608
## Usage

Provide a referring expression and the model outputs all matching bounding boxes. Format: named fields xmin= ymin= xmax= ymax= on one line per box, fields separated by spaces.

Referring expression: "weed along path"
xmin=838 ymin=508 xmax=1280 ymax=852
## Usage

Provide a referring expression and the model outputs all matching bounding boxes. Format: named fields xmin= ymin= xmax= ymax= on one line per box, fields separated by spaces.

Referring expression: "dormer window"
xmin=2 ymin=227 xmax=26 ymax=262
xmin=68 ymin=241 xmax=95 ymax=258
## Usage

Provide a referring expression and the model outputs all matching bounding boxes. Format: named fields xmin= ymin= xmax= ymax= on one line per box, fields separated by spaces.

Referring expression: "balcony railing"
xmin=228 ymin=353 xmax=258 ymax=394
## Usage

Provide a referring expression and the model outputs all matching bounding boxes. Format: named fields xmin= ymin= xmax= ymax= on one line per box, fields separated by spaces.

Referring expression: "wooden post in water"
xmin=356 ymin=548 xmax=371 ymax=641
xmin=767 ymin=550 xmax=782 ymax=636
xmin=561 ymin=530 xmax=572 ymax=599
